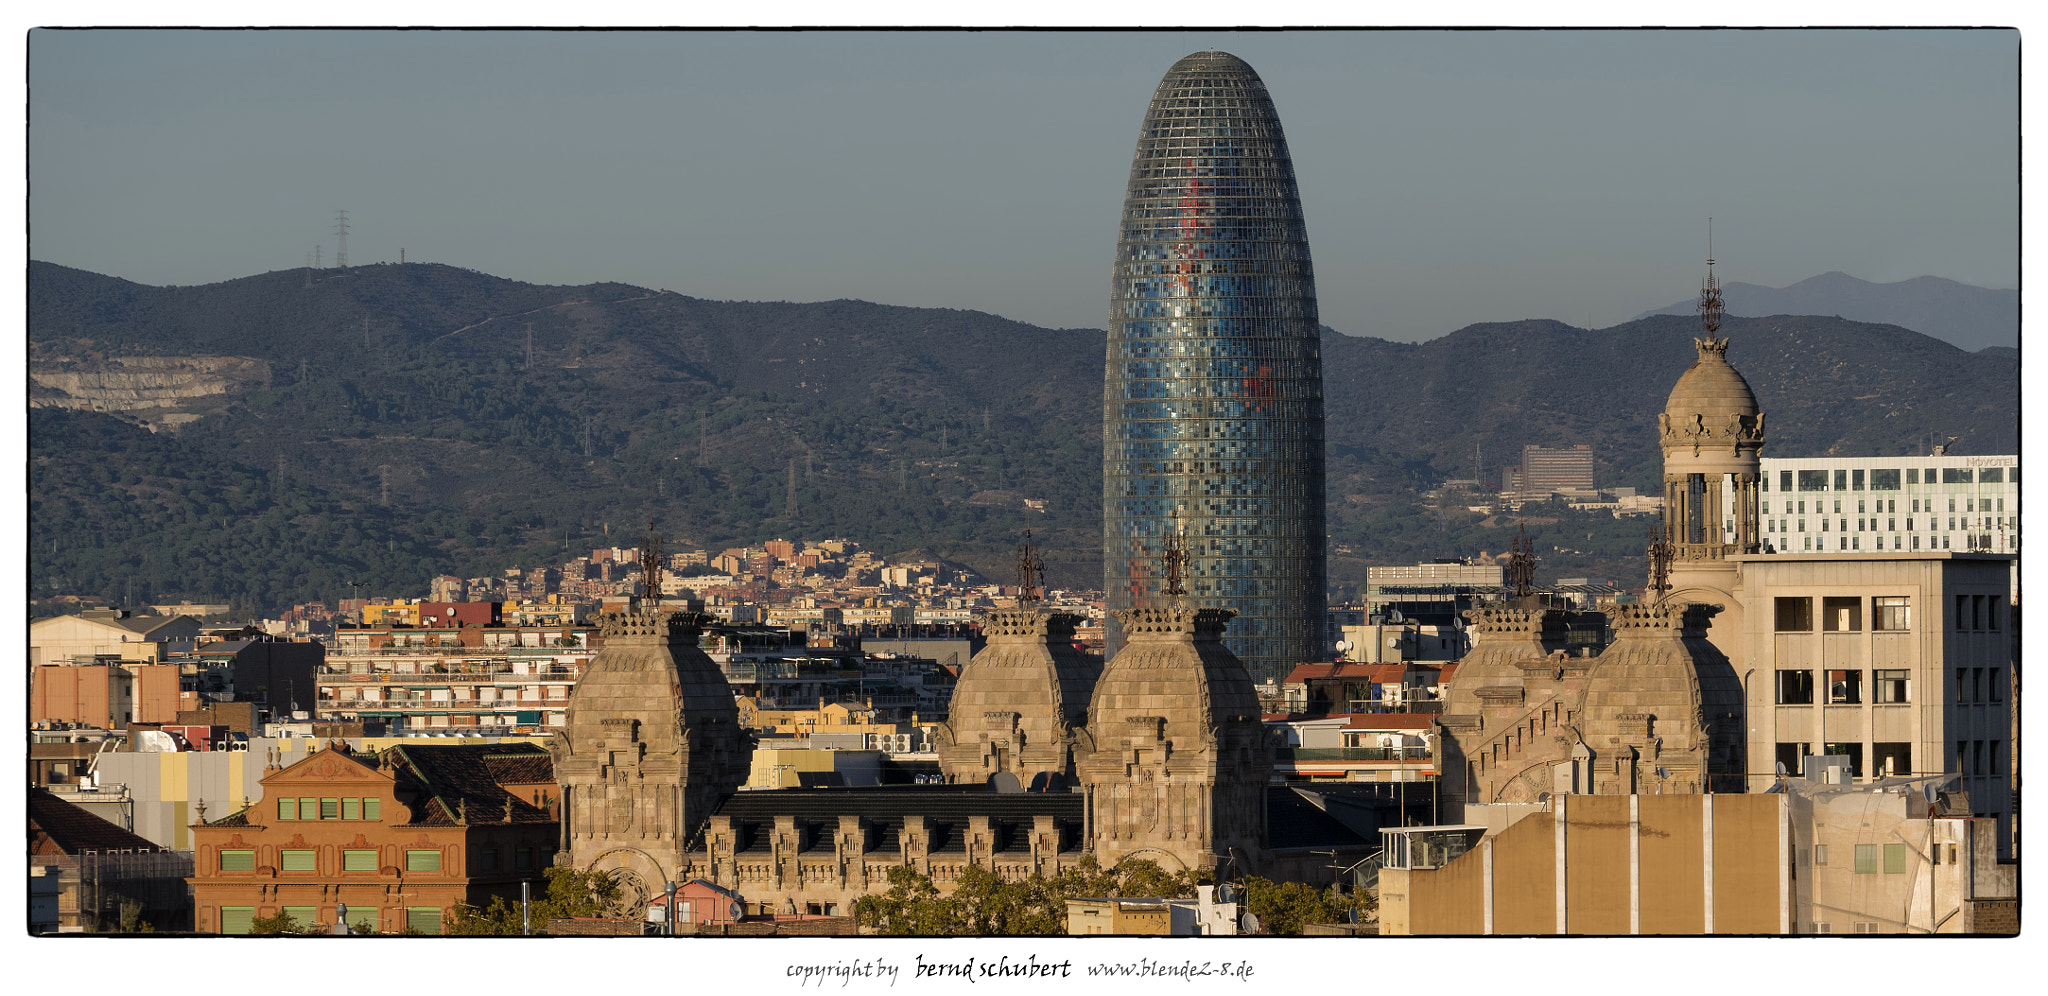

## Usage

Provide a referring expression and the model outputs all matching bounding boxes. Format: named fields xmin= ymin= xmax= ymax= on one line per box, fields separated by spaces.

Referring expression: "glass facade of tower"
xmin=1104 ymin=51 xmax=1327 ymax=683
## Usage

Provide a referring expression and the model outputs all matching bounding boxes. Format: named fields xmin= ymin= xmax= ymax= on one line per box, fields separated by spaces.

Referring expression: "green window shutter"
xmin=406 ymin=849 xmax=442 ymax=872
xmin=341 ymin=797 xmax=360 ymax=820
xmin=284 ymin=907 xmax=320 ymax=930
xmin=364 ymin=797 xmax=381 ymax=821
xmin=300 ymin=797 xmax=315 ymax=819
xmin=1884 ymin=843 xmax=1909 ymax=874
xmin=345 ymin=906 xmax=378 ymax=931
xmin=405 ymin=907 xmax=443 ymax=935
xmin=1855 ymin=844 xmax=1879 ymax=874
xmin=320 ymin=798 xmax=340 ymax=820
xmin=343 ymin=849 xmax=378 ymax=872
xmin=277 ymin=798 xmax=298 ymax=821
xmin=219 ymin=849 xmax=255 ymax=872
xmin=219 ymin=907 xmax=254 ymax=935
xmin=281 ymin=849 xmax=316 ymax=872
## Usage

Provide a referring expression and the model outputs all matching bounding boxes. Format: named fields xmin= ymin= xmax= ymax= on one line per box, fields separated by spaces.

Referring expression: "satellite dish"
xmin=729 ymin=901 xmax=744 ymax=921
xmin=1239 ymin=912 xmax=1261 ymax=934
xmin=989 ymin=771 xmax=1023 ymax=794
xmin=1335 ymin=640 xmax=1351 ymax=652
xmin=1217 ymin=882 xmax=1235 ymax=905
xmin=1387 ymin=637 xmax=1402 ymax=648
xmin=1775 ymin=762 xmax=1788 ymax=777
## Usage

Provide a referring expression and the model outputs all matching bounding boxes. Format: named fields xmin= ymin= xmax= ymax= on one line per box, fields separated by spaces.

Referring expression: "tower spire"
xmin=1697 ymin=218 xmax=1723 ymax=337
xmin=1161 ymin=510 xmax=1189 ymax=598
xmin=1014 ymin=529 xmax=1046 ymax=607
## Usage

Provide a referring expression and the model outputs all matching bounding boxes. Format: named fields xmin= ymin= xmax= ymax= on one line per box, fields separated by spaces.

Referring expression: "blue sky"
xmin=28 ymin=29 xmax=2017 ymax=341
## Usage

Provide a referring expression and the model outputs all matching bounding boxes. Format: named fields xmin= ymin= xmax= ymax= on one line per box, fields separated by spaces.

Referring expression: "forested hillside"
xmin=29 ymin=261 xmax=2017 ymax=613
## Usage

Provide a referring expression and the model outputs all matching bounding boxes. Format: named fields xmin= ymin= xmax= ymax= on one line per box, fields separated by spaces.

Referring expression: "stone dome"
xmin=1664 ymin=335 xmax=1759 ymax=423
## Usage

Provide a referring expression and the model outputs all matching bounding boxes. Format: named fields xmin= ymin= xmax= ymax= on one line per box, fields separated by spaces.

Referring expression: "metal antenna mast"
xmin=313 ymin=245 xmax=322 ymax=270
xmin=334 ymin=210 xmax=350 ymax=269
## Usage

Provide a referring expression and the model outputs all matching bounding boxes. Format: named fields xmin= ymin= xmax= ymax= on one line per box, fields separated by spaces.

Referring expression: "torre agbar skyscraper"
xmin=1104 ymin=51 xmax=1327 ymax=683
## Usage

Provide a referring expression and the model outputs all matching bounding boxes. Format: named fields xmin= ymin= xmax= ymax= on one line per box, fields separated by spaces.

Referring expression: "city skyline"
xmin=27 ymin=28 xmax=2017 ymax=342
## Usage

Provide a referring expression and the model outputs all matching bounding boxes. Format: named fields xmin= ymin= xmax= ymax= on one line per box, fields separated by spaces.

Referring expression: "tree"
xmin=852 ymin=857 xmax=1210 ymax=937
xmin=449 ymin=865 xmax=623 ymax=935
xmin=249 ymin=910 xmax=307 ymax=935
xmin=1237 ymin=878 xmax=1375 ymax=935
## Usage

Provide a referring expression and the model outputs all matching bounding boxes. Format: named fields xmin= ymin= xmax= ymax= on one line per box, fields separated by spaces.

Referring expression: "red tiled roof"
xmin=1341 ymin=714 xmax=1435 ymax=731
xmin=1432 ymin=663 xmax=1459 ymax=682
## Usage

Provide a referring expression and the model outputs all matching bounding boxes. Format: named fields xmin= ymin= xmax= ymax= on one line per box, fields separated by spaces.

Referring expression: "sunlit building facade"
xmin=1104 ymin=51 xmax=1327 ymax=682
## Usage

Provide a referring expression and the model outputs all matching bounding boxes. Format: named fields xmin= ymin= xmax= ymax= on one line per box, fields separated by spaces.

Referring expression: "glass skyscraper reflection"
xmin=1104 ymin=51 xmax=1327 ymax=684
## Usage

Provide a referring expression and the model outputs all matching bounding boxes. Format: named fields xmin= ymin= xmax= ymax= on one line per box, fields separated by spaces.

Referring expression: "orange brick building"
xmin=188 ymin=742 xmax=558 ymax=934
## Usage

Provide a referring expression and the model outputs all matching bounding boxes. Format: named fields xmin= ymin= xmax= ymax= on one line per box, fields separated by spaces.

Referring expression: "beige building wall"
xmin=1382 ymin=795 xmax=1785 ymax=935
xmin=1735 ymin=553 xmax=2015 ymax=857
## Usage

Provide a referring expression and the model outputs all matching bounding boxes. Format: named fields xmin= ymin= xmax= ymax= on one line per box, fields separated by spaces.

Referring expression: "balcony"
xmin=1277 ymin=747 xmax=1433 ymax=762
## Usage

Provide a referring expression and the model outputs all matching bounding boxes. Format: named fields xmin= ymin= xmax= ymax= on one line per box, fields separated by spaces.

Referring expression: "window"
xmin=1775 ymin=597 xmax=1813 ymax=631
xmin=1853 ymin=470 xmax=1865 ymax=490
xmin=284 ymin=906 xmax=320 ymax=929
xmin=1907 ymin=469 xmax=1920 ymax=485
xmin=1990 ymin=668 xmax=2002 ymax=701
xmin=1883 ymin=844 xmax=1909 ymax=874
xmin=1871 ymin=596 xmax=1910 ymax=631
xmin=219 ymin=849 xmax=255 ymax=872
xmin=1826 ymin=671 xmax=1862 ymax=704
xmin=1777 ymin=742 xmax=1809 ymax=776
xmin=1990 ymin=742 xmax=2003 ymax=776
xmin=1833 ymin=499 xmax=1843 ymax=514
xmin=1824 ymin=742 xmax=1864 ymax=776
xmin=1776 ymin=670 xmax=1815 ymax=704
xmin=1948 ymin=498 xmax=1957 ymax=513
xmin=1873 ymin=742 xmax=1911 ymax=776
xmin=405 ymin=907 xmax=443 ymax=935
xmin=282 ymin=849 xmax=316 ymax=872
xmin=300 ymin=797 xmax=315 ymax=819
xmin=1980 ymin=467 xmax=2004 ymax=483
xmin=1873 ymin=669 xmax=1909 ymax=704
xmin=1814 ymin=921 xmax=1832 ymax=934
xmin=1944 ymin=468 xmax=1971 ymax=484
xmin=1955 ymin=595 xmax=1970 ymax=631
xmin=1974 ymin=740 xmax=1986 ymax=776
xmin=278 ymin=797 xmax=298 ymax=821
xmin=320 ymin=798 xmax=339 ymax=820
xmin=344 ymin=849 xmax=378 ymax=872
xmin=478 ymin=848 xmax=498 ymax=872
xmin=516 ymin=846 xmax=534 ymax=869
xmin=342 ymin=797 xmax=360 ymax=820
xmin=1854 ymin=922 xmax=1881 ymax=934
xmin=1854 ymin=844 xmax=1879 ymax=874
xmin=1813 ymin=844 xmax=1829 ymax=866
xmin=363 ymin=797 xmax=381 ymax=821
xmin=1799 ymin=470 xmax=1829 ymax=491
xmin=219 ymin=907 xmax=255 ymax=935
xmin=1872 ymin=468 xmax=1901 ymax=490
xmin=1780 ymin=470 xmax=1794 ymax=492
xmin=1835 ymin=470 xmax=1849 ymax=491
xmin=1822 ymin=597 xmax=1861 ymax=632
xmin=406 ymin=849 xmax=442 ymax=872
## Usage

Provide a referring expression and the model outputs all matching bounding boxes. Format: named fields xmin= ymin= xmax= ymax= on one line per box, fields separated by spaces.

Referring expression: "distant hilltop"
xmin=1631 ymin=271 xmax=2017 ymax=353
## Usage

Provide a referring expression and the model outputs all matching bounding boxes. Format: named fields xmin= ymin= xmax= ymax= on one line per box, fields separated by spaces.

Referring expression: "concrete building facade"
xmin=1736 ymin=453 xmax=2019 ymax=556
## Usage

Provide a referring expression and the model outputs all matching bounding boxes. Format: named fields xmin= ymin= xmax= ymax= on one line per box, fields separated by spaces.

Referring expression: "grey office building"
xmin=1104 ymin=51 xmax=1327 ymax=683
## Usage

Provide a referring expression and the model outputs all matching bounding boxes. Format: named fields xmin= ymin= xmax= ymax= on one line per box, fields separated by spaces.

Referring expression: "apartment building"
xmin=1734 ymin=453 xmax=2018 ymax=556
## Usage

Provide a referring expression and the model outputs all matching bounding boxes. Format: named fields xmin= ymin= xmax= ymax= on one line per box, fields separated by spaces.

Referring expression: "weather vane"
xmin=1162 ymin=509 xmax=1189 ymax=598
xmin=1697 ymin=218 xmax=1724 ymax=337
xmin=1014 ymin=529 xmax=1046 ymax=607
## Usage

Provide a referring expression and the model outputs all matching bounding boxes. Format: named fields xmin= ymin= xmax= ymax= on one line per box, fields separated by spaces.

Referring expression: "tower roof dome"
xmin=1664 ymin=335 xmax=1758 ymax=423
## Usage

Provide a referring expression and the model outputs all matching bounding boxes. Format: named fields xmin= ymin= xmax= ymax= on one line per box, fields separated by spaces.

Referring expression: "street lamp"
xmin=333 ymin=902 xmax=351 ymax=935
xmin=664 ymin=880 xmax=678 ymax=937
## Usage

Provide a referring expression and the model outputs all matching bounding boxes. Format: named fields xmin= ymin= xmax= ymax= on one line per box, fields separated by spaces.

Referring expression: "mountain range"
xmin=1632 ymin=271 xmax=2018 ymax=352
xmin=29 ymin=261 xmax=2018 ymax=615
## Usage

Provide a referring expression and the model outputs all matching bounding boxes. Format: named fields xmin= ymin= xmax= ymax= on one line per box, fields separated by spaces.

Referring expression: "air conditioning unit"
xmin=1854 ymin=922 xmax=1880 ymax=934
xmin=1813 ymin=922 xmax=1831 ymax=934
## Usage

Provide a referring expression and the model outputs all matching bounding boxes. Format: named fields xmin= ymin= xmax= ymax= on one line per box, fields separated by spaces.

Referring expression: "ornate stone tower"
xmin=551 ymin=608 xmax=746 ymax=913
xmin=1655 ymin=245 xmax=1764 ymax=663
xmin=935 ymin=609 xmax=1098 ymax=787
xmin=1076 ymin=528 xmax=1271 ymax=875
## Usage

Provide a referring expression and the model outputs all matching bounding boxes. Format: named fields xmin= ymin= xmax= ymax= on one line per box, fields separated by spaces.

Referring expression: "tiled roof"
xmin=1432 ymin=663 xmax=1459 ymax=683
xmin=205 ymin=806 xmax=255 ymax=827
xmin=29 ymin=789 xmax=169 ymax=854
xmin=481 ymin=752 xmax=556 ymax=785
xmin=382 ymin=743 xmax=556 ymax=826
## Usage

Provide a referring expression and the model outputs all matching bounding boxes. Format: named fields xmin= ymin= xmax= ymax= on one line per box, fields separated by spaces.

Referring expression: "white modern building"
xmin=1729 ymin=453 xmax=2018 ymax=556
